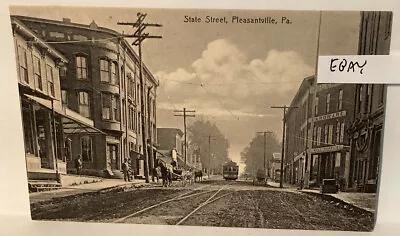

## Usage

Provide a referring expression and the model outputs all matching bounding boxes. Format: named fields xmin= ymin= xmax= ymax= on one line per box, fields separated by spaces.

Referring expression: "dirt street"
xmin=30 ymin=178 xmax=374 ymax=231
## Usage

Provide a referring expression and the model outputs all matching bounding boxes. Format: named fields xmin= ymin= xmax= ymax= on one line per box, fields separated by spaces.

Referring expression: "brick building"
xmin=285 ymin=75 xmax=356 ymax=190
xmin=310 ymin=83 xmax=356 ymax=189
xmin=347 ymin=11 xmax=392 ymax=192
xmin=11 ymin=17 xmax=102 ymax=183
xmin=14 ymin=15 xmax=158 ymax=179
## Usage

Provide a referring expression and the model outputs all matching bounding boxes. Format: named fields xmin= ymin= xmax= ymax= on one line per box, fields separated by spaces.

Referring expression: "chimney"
xmin=62 ymin=18 xmax=71 ymax=23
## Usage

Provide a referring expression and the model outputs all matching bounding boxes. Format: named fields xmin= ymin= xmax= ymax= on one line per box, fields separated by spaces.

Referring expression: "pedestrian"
xmin=75 ymin=155 xmax=82 ymax=175
xmin=122 ymin=158 xmax=130 ymax=182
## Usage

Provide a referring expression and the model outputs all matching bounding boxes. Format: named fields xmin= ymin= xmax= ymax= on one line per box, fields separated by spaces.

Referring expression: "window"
xmin=324 ymin=124 xmax=328 ymax=144
xmin=313 ymin=127 xmax=317 ymax=146
xmin=111 ymin=62 xmax=118 ymax=85
xmin=107 ymin=144 xmax=118 ymax=165
xmin=102 ymin=93 xmax=120 ymax=121
xmin=314 ymin=97 xmax=319 ymax=116
xmin=76 ymin=56 xmax=87 ymax=80
xmin=153 ymin=100 xmax=156 ymax=118
xmin=317 ymin=127 xmax=322 ymax=146
xmin=18 ymin=46 xmax=28 ymax=83
xmin=365 ymin=85 xmax=372 ymax=113
xmin=102 ymin=93 xmax=111 ymax=120
xmin=340 ymin=123 xmax=345 ymax=143
xmin=113 ymin=95 xmax=120 ymax=121
xmin=328 ymin=125 xmax=333 ymax=144
xmin=326 ymin=94 xmax=331 ymax=113
xmin=336 ymin=121 xmax=340 ymax=143
xmin=100 ymin=59 xmax=110 ymax=82
xmin=61 ymin=90 xmax=68 ymax=107
xmin=59 ymin=65 xmax=67 ymax=77
xmin=78 ymin=91 xmax=90 ymax=118
xmin=358 ymin=86 xmax=363 ymax=113
xmin=81 ymin=136 xmax=93 ymax=162
xmin=46 ymin=65 xmax=55 ymax=97
xmin=338 ymin=89 xmax=343 ymax=110
xmin=33 ymin=56 xmax=42 ymax=90
xmin=121 ymin=66 xmax=125 ymax=91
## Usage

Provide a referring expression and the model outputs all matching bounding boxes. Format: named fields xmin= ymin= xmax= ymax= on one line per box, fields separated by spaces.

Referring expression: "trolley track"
xmin=112 ymin=181 xmax=234 ymax=225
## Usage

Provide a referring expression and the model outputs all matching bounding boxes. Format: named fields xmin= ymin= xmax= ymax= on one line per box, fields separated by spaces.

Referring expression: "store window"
xmin=81 ymin=136 xmax=93 ymax=162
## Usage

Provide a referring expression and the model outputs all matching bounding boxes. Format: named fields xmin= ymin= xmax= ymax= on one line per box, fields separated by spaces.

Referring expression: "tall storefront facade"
xmin=15 ymin=16 xmax=158 ymax=178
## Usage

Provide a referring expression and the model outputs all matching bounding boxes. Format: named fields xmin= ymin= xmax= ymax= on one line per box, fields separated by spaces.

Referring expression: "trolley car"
xmin=223 ymin=161 xmax=239 ymax=180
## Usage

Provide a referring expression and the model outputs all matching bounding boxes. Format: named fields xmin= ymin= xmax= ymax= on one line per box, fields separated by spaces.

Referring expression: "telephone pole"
xmin=118 ymin=12 xmax=162 ymax=183
xmin=208 ymin=135 xmax=217 ymax=177
xmin=174 ymin=108 xmax=195 ymax=166
xmin=271 ymin=105 xmax=298 ymax=188
xmin=257 ymin=131 xmax=273 ymax=175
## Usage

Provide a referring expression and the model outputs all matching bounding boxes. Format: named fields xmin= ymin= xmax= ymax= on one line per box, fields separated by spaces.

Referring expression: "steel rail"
xmin=175 ymin=184 xmax=231 ymax=225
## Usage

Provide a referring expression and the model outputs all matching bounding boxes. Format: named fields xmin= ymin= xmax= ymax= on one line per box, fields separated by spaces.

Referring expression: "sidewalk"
xmin=301 ymin=189 xmax=376 ymax=213
xmin=29 ymin=178 xmax=148 ymax=204
xmin=266 ymin=180 xmax=376 ymax=213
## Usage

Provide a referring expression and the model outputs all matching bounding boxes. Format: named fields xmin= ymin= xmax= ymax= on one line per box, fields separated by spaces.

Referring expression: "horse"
xmin=153 ymin=167 xmax=162 ymax=183
xmin=181 ymin=170 xmax=194 ymax=187
xmin=159 ymin=162 xmax=173 ymax=187
xmin=194 ymin=170 xmax=203 ymax=182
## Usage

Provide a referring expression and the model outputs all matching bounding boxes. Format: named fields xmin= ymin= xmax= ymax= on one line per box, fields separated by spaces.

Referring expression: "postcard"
xmin=8 ymin=6 xmax=392 ymax=231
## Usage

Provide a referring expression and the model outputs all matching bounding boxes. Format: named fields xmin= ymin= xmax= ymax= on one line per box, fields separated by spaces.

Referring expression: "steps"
xmin=28 ymin=180 xmax=61 ymax=193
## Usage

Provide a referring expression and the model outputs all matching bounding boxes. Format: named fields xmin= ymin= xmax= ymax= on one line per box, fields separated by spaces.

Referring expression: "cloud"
xmin=155 ymin=39 xmax=314 ymax=117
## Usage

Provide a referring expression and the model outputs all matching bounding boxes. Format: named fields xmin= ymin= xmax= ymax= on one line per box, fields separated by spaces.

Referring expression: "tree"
xmin=241 ymin=132 xmax=281 ymax=175
xmin=188 ymin=119 xmax=230 ymax=173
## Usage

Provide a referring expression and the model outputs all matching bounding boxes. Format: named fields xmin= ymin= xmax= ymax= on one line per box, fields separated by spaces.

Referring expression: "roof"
xmin=157 ymin=127 xmax=184 ymax=136
xmin=11 ymin=15 xmax=158 ymax=86
xmin=224 ymin=160 xmax=238 ymax=166
xmin=286 ymin=75 xmax=315 ymax=118
xmin=11 ymin=17 xmax=68 ymax=63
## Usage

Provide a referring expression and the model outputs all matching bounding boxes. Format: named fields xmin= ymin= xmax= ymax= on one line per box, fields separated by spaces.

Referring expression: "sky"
xmin=9 ymin=6 xmax=361 ymax=171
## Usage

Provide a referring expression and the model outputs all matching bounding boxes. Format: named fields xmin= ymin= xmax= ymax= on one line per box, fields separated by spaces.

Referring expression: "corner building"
xmin=347 ymin=11 xmax=392 ymax=192
xmin=15 ymin=16 xmax=158 ymax=178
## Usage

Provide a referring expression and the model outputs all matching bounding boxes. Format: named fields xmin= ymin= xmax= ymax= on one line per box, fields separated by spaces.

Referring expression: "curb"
xmin=301 ymin=191 xmax=374 ymax=216
xmin=30 ymin=182 xmax=149 ymax=206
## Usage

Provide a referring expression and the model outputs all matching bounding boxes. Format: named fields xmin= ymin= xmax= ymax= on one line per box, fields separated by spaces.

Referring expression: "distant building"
xmin=157 ymin=128 xmax=184 ymax=167
xmin=13 ymin=16 xmax=159 ymax=179
xmin=347 ymin=11 xmax=392 ymax=193
xmin=269 ymin=153 xmax=281 ymax=182
xmin=11 ymin=17 xmax=102 ymax=183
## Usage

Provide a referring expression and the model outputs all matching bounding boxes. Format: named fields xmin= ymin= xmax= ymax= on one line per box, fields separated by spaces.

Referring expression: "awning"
xmin=23 ymin=94 xmax=105 ymax=135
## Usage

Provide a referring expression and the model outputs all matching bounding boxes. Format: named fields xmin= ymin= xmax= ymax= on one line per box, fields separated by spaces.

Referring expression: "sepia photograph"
xmin=8 ymin=6 xmax=392 ymax=231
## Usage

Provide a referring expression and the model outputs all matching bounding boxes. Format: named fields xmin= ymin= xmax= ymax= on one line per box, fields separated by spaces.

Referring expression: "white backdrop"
xmin=0 ymin=0 xmax=399 ymax=235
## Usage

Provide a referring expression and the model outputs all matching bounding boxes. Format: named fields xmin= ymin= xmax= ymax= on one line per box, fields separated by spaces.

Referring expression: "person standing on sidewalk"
xmin=75 ymin=155 xmax=82 ymax=175
xmin=122 ymin=158 xmax=130 ymax=182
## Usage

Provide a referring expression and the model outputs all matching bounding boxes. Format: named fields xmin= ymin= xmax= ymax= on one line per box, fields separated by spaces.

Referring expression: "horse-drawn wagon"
xmin=253 ymin=169 xmax=268 ymax=186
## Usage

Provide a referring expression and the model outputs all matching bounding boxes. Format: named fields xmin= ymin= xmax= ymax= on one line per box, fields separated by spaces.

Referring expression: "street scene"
xmin=9 ymin=6 xmax=391 ymax=232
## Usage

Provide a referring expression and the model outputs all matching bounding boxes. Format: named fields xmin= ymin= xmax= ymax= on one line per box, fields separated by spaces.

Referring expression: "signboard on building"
xmin=310 ymin=110 xmax=346 ymax=123
xmin=311 ymin=145 xmax=346 ymax=154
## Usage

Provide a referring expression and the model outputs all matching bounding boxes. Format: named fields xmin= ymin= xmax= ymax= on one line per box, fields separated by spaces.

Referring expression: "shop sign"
xmin=311 ymin=145 xmax=345 ymax=154
xmin=310 ymin=110 xmax=346 ymax=122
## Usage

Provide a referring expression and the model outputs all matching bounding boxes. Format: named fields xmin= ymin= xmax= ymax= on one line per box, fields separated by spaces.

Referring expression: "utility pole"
xmin=174 ymin=108 xmax=195 ymax=167
xmin=208 ymin=135 xmax=216 ymax=177
xmin=257 ymin=131 xmax=273 ymax=175
xmin=271 ymin=105 xmax=298 ymax=188
xmin=118 ymin=12 xmax=162 ymax=183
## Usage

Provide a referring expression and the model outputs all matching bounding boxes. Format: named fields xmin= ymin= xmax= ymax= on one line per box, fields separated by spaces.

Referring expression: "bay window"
xmin=102 ymin=93 xmax=120 ymax=122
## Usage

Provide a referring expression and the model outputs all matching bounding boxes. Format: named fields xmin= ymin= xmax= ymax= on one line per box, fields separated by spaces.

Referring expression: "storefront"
xmin=310 ymin=145 xmax=350 ymax=189
xmin=22 ymin=93 xmax=104 ymax=180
